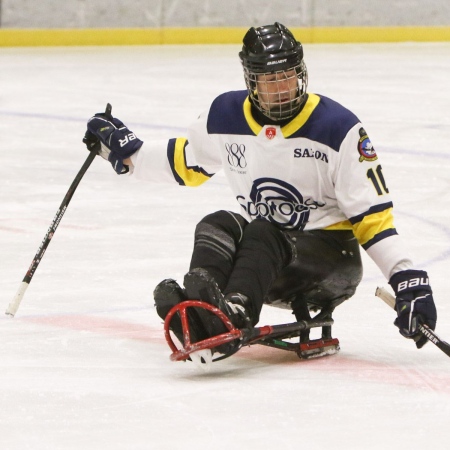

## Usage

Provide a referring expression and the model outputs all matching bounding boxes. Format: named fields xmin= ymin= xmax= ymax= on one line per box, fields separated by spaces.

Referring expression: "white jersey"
xmin=131 ymin=91 xmax=413 ymax=279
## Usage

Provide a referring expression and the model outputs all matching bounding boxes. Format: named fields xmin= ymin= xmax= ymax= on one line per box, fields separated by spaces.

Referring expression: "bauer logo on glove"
xmin=389 ymin=269 xmax=437 ymax=349
xmin=119 ymin=132 xmax=138 ymax=148
xmin=397 ymin=276 xmax=429 ymax=292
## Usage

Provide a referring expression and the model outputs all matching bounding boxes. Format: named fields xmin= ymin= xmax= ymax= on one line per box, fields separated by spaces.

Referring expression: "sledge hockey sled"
xmin=164 ymin=300 xmax=340 ymax=363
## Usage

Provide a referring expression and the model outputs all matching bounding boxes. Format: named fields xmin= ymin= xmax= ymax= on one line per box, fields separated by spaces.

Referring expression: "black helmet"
xmin=239 ymin=23 xmax=308 ymax=121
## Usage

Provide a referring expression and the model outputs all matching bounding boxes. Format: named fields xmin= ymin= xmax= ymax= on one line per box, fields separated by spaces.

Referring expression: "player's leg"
xmin=182 ymin=217 xmax=294 ymax=353
xmin=183 ymin=209 xmax=252 ymax=334
xmin=155 ymin=209 xmax=247 ymax=316
xmin=188 ymin=210 xmax=248 ymax=290
xmin=186 ymin=217 xmax=295 ymax=325
xmin=221 ymin=218 xmax=295 ymax=325
xmin=154 ymin=210 xmax=248 ymax=348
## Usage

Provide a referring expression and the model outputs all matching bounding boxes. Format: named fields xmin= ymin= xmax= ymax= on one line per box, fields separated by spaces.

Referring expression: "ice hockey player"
xmin=83 ymin=22 xmax=437 ymax=357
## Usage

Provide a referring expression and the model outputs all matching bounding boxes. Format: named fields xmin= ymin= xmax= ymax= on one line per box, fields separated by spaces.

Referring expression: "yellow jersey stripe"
xmin=281 ymin=94 xmax=321 ymax=138
xmin=173 ymin=138 xmax=210 ymax=187
xmin=351 ymin=207 xmax=395 ymax=246
xmin=325 ymin=220 xmax=354 ymax=231
xmin=242 ymin=94 xmax=321 ymax=138
xmin=243 ymin=97 xmax=262 ymax=135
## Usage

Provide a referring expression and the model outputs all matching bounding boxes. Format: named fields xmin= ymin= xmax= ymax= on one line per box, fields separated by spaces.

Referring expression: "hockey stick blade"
xmin=5 ymin=104 xmax=109 ymax=317
xmin=375 ymin=286 xmax=450 ymax=357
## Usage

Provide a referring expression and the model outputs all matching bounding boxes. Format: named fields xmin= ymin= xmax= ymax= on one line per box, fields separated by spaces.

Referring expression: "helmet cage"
xmin=243 ymin=60 xmax=308 ymax=121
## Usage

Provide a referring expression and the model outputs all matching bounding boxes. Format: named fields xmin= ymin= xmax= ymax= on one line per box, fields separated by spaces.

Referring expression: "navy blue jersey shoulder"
xmin=288 ymin=94 xmax=360 ymax=152
xmin=207 ymin=90 xmax=254 ymax=135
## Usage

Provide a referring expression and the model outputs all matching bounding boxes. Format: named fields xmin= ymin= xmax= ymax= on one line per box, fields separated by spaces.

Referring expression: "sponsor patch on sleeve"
xmin=358 ymin=127 xmax=378 ymax=162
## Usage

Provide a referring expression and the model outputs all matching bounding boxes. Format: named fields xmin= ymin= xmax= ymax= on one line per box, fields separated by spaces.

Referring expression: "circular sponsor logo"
xmin=247 ymin=178 xmax=315 ymax=229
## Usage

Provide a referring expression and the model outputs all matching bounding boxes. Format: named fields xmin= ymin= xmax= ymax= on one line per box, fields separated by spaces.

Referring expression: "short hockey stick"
xmin=375 ymin=286 xmax=450 ymax=357
xmin=5 ymin=104 xmax=109 ymax=317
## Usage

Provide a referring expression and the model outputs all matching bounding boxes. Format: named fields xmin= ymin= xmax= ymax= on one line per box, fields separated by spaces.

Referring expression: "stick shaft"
xmin=5 ymin=150 xmax=97 ymax=316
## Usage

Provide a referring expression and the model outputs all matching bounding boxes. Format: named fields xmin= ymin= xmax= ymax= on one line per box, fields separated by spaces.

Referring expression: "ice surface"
xmin=0 ymin=42 xmax=449 ymax=449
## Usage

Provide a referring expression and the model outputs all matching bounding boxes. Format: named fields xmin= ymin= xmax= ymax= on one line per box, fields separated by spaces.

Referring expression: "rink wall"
xmin=1 ymin=0 xmax=450 ymax=46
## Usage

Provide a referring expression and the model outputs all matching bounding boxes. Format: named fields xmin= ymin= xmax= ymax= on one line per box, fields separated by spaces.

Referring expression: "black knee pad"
xmin=192 ymin=211 xmax=247 ymax=263
xmin=195 ymin=210 xmax=247 ymax=243
xmin=190 ymin=211 xmax=248 ymax=289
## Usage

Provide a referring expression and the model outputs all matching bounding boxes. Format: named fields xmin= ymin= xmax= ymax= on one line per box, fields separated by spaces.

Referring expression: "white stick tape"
xmin=5 ymin=282 xmax=29 ymax=317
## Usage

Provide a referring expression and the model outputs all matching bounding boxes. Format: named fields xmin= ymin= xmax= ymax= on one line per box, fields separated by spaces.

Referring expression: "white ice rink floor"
xmin=1 ymin=42 xmax=450 ymax=449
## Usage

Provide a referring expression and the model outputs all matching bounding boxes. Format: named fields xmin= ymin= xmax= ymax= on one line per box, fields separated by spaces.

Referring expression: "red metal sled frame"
xmin=164 ymin=300 xmax=339 ymax=362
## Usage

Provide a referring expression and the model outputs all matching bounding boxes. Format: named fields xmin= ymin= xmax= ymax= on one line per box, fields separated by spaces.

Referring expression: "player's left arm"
xmin=334 ymin=124 xmax=437 ymax=348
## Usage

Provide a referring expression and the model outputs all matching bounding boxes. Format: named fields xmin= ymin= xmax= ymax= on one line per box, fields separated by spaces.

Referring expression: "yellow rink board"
xmin=1 ymin=26 xmax=450 ymax=47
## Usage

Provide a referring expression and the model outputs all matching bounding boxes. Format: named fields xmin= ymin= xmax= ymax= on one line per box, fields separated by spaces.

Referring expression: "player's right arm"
xmin=84 ymin=108 xmax=221 ymax=186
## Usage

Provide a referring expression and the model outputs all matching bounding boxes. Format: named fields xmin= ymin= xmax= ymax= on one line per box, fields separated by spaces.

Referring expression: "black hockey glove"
xmin=83 ymin=111 xmax=143 ymax=174
xmin=389 ymin=269 xmax=437 ymax=349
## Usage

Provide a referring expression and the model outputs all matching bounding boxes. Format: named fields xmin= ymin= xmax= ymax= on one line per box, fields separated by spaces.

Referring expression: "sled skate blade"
xmin=189 ymin=349 xmax=213 ymax=372
xmin=297 ymin=338 xmax=340 ymax=360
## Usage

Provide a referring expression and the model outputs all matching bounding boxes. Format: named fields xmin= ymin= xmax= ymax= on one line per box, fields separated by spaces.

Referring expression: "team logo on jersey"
xmin=265 ymin=127 xmax=277 ymax=140
xmin=358 ymin=127 xmax=378 ymax=162
xmin=237 ymin=178 xmax=325 ymax=230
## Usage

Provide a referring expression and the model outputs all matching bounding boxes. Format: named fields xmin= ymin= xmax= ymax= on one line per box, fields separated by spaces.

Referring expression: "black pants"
xmin=189 ymin=210 xmax=363 ymax=325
